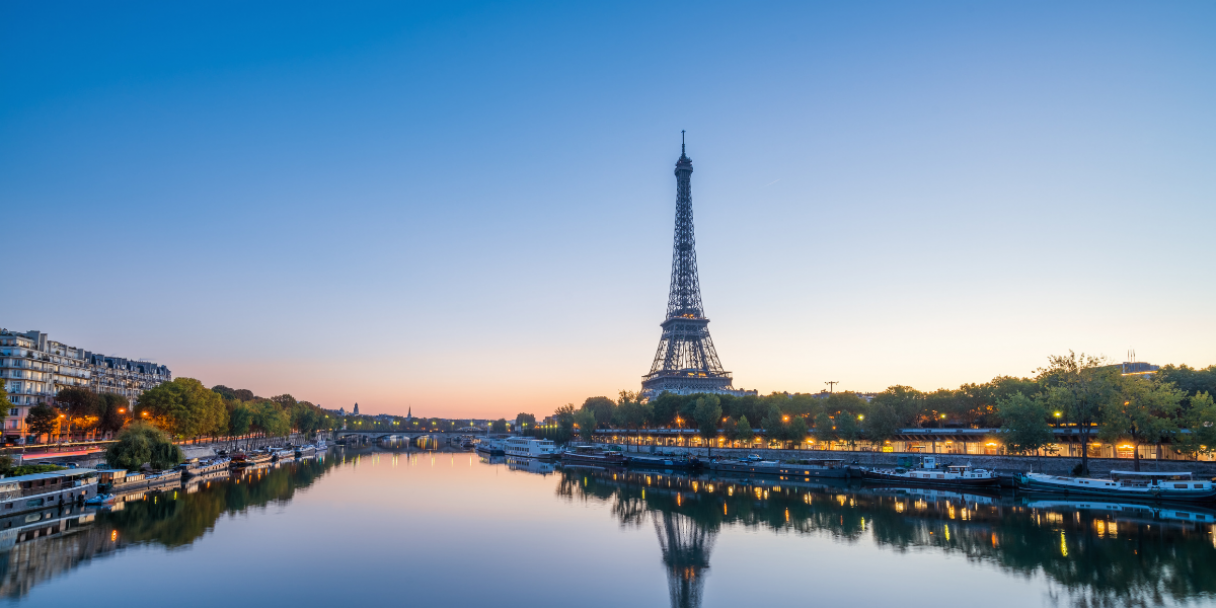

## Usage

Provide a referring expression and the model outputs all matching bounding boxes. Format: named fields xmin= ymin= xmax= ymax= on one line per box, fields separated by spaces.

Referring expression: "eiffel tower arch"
xmin=642 ymin=135 xmax=752 ymax=399
xmin=653 ymin=510 xmax=718 ymax=608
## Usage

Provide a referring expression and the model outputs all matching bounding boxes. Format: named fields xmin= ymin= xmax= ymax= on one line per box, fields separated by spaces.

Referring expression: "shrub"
xmin=106 ymin=423 xmax=183 ymax=471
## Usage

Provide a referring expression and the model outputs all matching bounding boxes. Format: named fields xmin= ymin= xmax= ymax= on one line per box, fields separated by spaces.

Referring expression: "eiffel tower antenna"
xmin=642 ymin=136 xmax=736 ymax=398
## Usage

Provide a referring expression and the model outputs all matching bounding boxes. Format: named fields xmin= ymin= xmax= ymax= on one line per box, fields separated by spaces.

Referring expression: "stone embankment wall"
xmin=600 ymin=443 xmax=1216 ymax=477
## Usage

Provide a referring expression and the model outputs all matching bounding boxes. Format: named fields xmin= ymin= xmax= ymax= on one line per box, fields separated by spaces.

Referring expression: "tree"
xmin=787 ymin=415 xmax=808 ymax=446
xmin=998 ymin=393 xmax=1055 ymax=468
xmin=1038 ymin=351 xmax=1113 ymax=476
xmin=574 ymin=408 xmax=597 ymax=442
xmin=251 ymin=400 xmax=290 ymax=437
xmin=863 ymin=402 xmax=902 ymax=447
xmin=0 ymin=384 xmax=11 ymax=411
xmin=1099 ymin=377 xmax=1183 ymax=471
xmin=229 ymin=403 xmax=254 ymax=437
xmin=515 ymin=412 xmax=536 ymax=433
xmin=736 ymin=415 xmax=754 ymax=446
xmin=491 ymin=418 xmax=508 ymax=433
xmin=1176 ymin=392 xmax=1216 ymax=459
xmin=813 ymin=411 xmax=837 ymax=447
xmin=722 ymin=416 xmax=739 ymax=445
xmin=55 ymin=387 xmax=100 ymax=439
xmin=138 ymin=378 xmax=229 ymax=439
xmin=105 ymin=422 xmax=182 ymax=471
xmin=96 ymin=393 xmax=129 ymax=436
xmin=836 ymin=410 xmax=862 ymax=450
xmin=693 ymin=396 xmax=722 ymax=455
xmin=760 ymin=405 xmax=786 ymax=448
xmin=26 ymin=404 xmax=59 ymax=440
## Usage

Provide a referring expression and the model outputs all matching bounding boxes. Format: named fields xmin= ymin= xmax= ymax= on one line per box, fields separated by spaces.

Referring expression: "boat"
xmin=0 ymin=468 xmax=100 ymax=513
xmin=1018 ymin=470 xmax=1216 ymax=501
xmin=295 ymin=445 xmax=317 ymax=458
xmin=270 ymin=448 xmax=295 ymax=462
xmin=503 ymin=437 xmax=561 ymax=459
xmin=231 ymin=449 xmax=273 ymax=467
xmin=860 ymin=457 xmax=999 ymax=487
xmin=178 ymin=457 xmax=231 ymax=479
xmin=475 ymin=438 xmax=505 ymax=456
xmin=626 ymin=453 xmax=702 ymax=470
xmin=560 ymin=446 xmax=627 ymax=466
xmin=706 ymin=457 xmax=849 ymax=478
xmin=85 ymin=493 xmax=115 ymax=506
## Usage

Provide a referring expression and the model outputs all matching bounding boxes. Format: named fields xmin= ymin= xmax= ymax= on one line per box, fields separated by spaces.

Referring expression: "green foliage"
xmin=574 ymin=408 xmax=597 ymax=441
xmin=736 ymin=415 xmax=754 ymax=444
xmin=1038 ymin=351 xmax=1113 ymax=475
xmin=1099 ymin=377 xmax=1183 ymax=470
xmin=55 ymin=386 xmax=100 ymax=433
xmin=251 ymin=400 xmax=291 ymax=436
xmin=1176 ymin=392 xmax=1216 ymax=458
xmin=693 ymin=396 xmax=722 ymax=444
xmin=26 ymin=403 xmax=59 ymax=438
xmin=229 ymin=403 xmax=254 ymax=436
xmin=813 ymin=411 xmax=837 ymax=445
xmin=491 ymin=418 xmax=508 ymax=433
xmin=836 ymin=410 xmax=862 ymax=448
xmin=515 ymin=413 xmax=536 ymax=431
xmin=138 ymin=377 xmax=229 ymax=438
xmin=863 ymin=402 xmax=902 ymax=444
xmin=582 ymin=396 xmax=616 ymax=427
xmin=0 ymin=385 xmax=11 ymax=410
xmin=8 ymin=464 xmax=66 ymax=476
xmin=787 ymin=415 xmax=808 ymax=443
xmin=105 ymin=422 xmax=183 ymax=471
xmin=998 ymin=392 xmax=1055 ymax=455
xmin=721 ymin=416 xmax=738 ymax=441
xmin=96 ymin=393 xmax=129 ymax=435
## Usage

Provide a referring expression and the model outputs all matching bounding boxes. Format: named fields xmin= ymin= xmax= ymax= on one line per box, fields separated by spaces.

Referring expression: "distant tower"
xmin=353 ymin=403 xmax=360 ymax=416
xmin=653 ymin=511 xmax=717 ymax=608
xmin=642 ymin=134 xmax=736 ymax=397
xmin=407 ymin=407 xmax=412 ymax=420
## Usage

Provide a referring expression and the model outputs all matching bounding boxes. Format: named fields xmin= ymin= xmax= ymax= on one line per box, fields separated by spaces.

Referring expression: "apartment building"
xmin=0 ymin=329 xmax=171 ymax=443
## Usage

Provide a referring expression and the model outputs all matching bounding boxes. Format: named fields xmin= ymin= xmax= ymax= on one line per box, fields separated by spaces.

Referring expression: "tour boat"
xmin=0 ymin=469 xmax=99 ymax=513
xmin=560 ymin=446 xmax=627 ymax=466
xmin=503 ymin=437 xmax=561 ymax=459
xmin=1018 ymin=470 xmax=1216 ymax=501
xmin=706 ymin=457 xmax=850 ymax=478
xmin=475 ymin=438 xmax=506 ymax=456
xmin=861 ymin=457 xmax=999 ymax=487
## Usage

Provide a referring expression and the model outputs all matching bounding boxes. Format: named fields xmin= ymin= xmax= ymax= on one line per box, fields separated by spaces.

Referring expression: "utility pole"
xmin=825 ymin=381 xmax=839 ymax=394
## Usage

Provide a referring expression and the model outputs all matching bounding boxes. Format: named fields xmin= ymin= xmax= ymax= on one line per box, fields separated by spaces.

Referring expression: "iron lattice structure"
xmin=642 ymin=138 xmax=735 ymax=396
xmin=653 ymin=511 xmax=717 ymax=608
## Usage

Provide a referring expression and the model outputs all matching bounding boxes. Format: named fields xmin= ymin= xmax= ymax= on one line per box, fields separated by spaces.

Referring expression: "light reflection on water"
xmin=5 ymin=447 xmax=1216 ymax=608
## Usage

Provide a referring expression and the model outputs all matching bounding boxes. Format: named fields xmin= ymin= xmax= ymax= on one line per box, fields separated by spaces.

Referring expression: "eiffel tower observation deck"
xmin=642 ymin=135 xmax=752 ymax=399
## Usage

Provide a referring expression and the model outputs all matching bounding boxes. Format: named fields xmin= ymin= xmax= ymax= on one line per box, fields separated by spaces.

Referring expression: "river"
xmin=6 ymin=445 xmax=1216 ymax=607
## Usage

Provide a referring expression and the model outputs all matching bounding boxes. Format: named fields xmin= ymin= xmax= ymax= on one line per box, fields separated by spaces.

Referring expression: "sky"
xmin=2 ymin=1 xmax=1214 ymax=418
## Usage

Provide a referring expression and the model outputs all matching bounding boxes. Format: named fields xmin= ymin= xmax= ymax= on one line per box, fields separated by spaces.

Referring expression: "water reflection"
xmin=0 ymin=455 xmax=339 ymax=601
xmin=557 ymin=466 xmax=1216 ymax=608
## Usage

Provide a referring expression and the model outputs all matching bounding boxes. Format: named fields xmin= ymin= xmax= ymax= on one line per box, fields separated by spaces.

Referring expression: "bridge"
xmin=333 ymin=430 xmax=484 ymax=442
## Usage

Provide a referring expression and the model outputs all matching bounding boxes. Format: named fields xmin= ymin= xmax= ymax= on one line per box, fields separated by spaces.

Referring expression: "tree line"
xmin=518 ymin=354 xmax=1216 ymax=473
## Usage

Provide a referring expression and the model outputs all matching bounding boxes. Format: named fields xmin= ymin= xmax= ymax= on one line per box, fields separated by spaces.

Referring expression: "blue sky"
xmin=3 ymin=2 xmax=1214 ymax=417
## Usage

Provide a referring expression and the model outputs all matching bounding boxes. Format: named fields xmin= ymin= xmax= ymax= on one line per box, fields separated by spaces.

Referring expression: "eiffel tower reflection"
xmin=653 ymin=509 xmax=717 ymax=608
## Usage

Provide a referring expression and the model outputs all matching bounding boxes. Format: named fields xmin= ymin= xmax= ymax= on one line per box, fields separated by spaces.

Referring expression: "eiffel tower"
xmin=653 ymin=510 xmax=717 ymax=608
xmin=642 ymin=134 xmax=738 ymax=397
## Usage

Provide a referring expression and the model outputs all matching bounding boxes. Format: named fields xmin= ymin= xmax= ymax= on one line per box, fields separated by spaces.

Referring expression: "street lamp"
xmin=1053 ymin=411 xmax=1062 ymax=428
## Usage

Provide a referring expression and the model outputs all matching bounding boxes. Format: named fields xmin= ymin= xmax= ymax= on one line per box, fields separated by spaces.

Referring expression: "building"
xmin=84 ymin=353 xmax=171 ymax=403
xmin=641 ymin=137 xmax=755 ymax=399
xmin=0 ymin=328 xmax=171 ymax=443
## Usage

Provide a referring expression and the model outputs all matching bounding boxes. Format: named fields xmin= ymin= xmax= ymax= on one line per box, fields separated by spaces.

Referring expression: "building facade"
xmin=0 ymin=329 xmax=171 ymax=443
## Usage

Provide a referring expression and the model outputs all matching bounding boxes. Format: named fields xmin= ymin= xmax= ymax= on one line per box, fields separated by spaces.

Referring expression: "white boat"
xmin=862 ymin=456 xmax=999 ymax=487
xmin=475 ymin=438 xmax=505 ymax=456
xmin=1020 ymin=470 xmax=1216 ymax=502
xmin=503 ymin=437 xmax=561 ymax=459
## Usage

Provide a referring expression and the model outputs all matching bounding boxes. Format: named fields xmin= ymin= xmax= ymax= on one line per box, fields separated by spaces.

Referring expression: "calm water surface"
xmin=7 ymin=446 xmax=1216 ymax=608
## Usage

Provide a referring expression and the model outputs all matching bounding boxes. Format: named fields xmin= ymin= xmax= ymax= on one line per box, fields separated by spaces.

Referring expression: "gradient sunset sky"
xmin=3 ymin=2 xmax=1214 ymax=418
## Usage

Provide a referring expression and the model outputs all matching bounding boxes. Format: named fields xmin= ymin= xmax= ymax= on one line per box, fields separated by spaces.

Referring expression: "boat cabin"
xmin=1110 ymin=471 xmax=1197 ymax=487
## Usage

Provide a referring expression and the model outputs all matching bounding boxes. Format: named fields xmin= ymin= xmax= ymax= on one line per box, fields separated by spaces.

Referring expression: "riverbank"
xmin=597 ymin=442 xmax=1216 ymax=477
